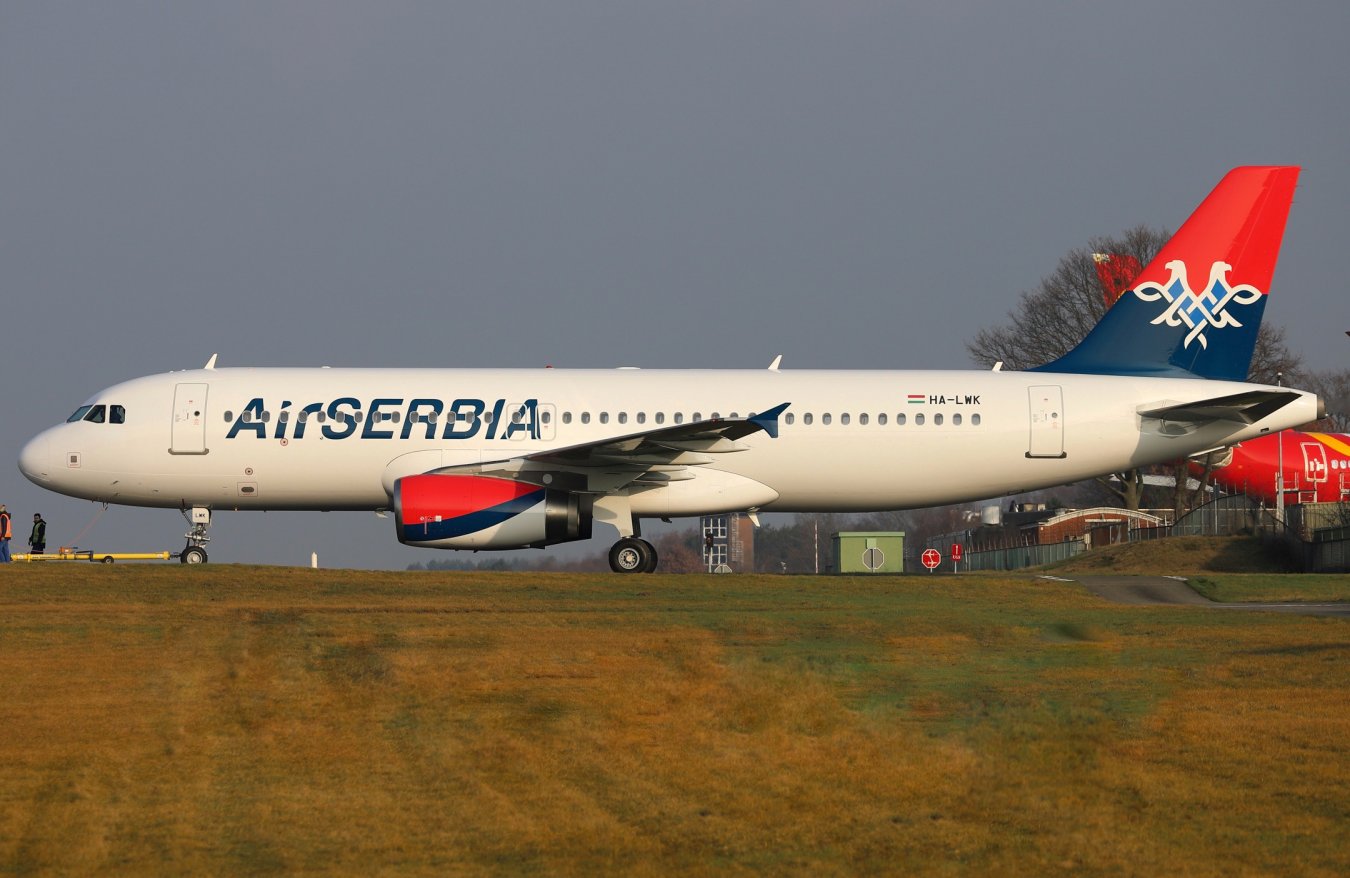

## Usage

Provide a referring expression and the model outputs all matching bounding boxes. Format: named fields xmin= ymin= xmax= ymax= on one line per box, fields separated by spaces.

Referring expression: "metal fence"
xmin=958 ymin=539 xmax=1085 ymax=572
xmin=950 ymin=495 xmax=1350 ymax=574
xmin=1134 ymin=495 xmax=1350 ymax=573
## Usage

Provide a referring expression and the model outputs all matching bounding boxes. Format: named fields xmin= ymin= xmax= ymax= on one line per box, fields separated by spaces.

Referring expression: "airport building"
xmin=700 ymin=513 xmax=755 ymax=573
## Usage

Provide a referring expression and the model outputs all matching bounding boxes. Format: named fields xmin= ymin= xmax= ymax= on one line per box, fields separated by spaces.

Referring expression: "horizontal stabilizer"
xmin=1138 ymin=390 xmax=1302 ymax=425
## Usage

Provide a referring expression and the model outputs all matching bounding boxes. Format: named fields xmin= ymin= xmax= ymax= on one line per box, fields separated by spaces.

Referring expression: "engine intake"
xmin=393 ymin=474 xmax=591 ymax=549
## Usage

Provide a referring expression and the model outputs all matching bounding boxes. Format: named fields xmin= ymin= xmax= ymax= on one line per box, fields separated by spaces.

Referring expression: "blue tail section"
xmin=1034 ymin=166 xmax=1299 ymax=381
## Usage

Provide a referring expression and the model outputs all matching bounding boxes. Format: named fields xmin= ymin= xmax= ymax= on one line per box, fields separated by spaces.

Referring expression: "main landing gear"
xmin=609 ymin=537 xmax=659 ymax=574
xmin=179 ymin=506 xmax=212 ymax=564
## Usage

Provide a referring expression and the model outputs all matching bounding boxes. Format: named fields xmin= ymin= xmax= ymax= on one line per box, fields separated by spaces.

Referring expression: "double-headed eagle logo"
xmin=1131 ymin=260 xmax=1263 ymax=350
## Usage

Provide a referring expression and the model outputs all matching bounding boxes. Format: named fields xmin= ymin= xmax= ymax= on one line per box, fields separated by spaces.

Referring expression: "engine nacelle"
xmin=393 ymin=474 xmax=591 ymax=549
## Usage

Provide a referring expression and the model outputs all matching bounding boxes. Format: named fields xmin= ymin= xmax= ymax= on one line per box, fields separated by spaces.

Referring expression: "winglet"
xmin=748 ymin=402 xmax=791 ymax=439
xmin=768 ymin=355 xmax=783 ymax=372
xmin=204 ymin=353 xmax=218 ymax=370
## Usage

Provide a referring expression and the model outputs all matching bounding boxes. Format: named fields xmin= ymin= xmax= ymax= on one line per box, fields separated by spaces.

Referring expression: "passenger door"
xmin=170 ymin=383 xmax=209 ymax=454
xmin=1026 ymin=385 xmax=1065 ymax=459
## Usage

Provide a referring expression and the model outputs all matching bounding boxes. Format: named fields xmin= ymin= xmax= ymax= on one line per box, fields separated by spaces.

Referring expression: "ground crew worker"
xmin=0 ymin=505 xmax=11 ymax=563
xmin=29 ymin=513 xmax=46 ymax=556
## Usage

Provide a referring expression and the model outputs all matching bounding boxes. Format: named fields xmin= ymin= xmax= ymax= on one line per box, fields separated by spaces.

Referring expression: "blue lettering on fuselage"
xmin=224 ymin=397 xmax=540 ymax=441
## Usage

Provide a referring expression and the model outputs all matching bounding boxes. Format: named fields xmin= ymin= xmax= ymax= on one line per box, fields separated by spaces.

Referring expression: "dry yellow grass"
xmin=0 ymin=565 xmax=1346 ymax=875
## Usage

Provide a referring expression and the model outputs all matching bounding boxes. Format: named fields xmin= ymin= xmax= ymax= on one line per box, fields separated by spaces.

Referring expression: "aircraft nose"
xmin=18 ymin=433 xmax=50 ymax=484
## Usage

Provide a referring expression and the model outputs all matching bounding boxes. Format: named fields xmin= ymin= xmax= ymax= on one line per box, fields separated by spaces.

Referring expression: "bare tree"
xmin=966 ymin=226 xmax=1169 ymax=372
xmin=1291 ymin=367 xmax=1350 ymax=432
xmin=1247 ymin=323 xmax=1304 ymax=386
xmin=655 ymin=531 xmax=704 ymax=573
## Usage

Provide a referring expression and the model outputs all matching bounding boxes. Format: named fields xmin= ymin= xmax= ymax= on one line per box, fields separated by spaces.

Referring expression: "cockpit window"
xmin=110 ymin=405 xmax=126 ymax=424
xmin=67 ymin=406 xmax=93 ymax=423
xmin=83 ymin=405 xmax=107 ymax=423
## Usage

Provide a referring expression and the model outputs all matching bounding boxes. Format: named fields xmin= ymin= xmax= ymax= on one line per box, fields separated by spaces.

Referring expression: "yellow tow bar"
xmin=12 ymin=550 xmax=174 ymax=564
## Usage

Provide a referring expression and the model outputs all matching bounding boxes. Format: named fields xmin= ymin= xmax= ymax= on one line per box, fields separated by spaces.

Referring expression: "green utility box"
xmin=832 ymin=531 xmax=905 ymax=574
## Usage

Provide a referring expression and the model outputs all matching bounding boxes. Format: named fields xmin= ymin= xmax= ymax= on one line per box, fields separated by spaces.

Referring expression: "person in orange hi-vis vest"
xmin=0 ymin=504 xmax=11 ymax=563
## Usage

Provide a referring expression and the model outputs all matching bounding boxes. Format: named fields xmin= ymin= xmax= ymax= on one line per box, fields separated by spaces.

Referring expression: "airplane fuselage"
xmin=20 ymin=366 xmax=1319 ymax=517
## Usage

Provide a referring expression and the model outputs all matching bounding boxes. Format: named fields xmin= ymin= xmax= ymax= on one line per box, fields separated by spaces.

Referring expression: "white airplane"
xmin=18 ymin=167 xmax=1321 ymax=572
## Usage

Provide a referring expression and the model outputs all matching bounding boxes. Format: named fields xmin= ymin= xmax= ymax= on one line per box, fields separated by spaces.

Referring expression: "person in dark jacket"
xmin=29 ymin=513 xmax=46 ymax=555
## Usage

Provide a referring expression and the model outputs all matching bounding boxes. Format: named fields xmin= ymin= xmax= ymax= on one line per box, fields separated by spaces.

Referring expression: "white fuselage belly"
xmin=23 ymin=367 xmax=1318 ymax=516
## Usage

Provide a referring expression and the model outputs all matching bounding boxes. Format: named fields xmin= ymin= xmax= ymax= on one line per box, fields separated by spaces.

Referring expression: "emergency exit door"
xmin=171 ymin=383 xmax=209 ymax=454
xmin=1027 ymin=385 xmax=1066 ymax=459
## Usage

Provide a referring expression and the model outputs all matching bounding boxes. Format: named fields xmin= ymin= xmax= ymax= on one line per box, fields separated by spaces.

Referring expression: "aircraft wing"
xmin=1138 ymin=390 xmax=1303 ymax=426
xmin=433 ymin=402 xmax=791 ymax=493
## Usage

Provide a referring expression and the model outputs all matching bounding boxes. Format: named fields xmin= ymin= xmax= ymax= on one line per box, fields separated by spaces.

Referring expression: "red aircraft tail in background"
xmin=1092 ymin=252 xmax=1142 ymax=308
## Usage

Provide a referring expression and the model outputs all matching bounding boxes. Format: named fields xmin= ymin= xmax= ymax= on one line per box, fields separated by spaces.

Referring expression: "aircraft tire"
xmin=609 ymin=538 xmax=653 ymax=574
xmin=181 ymin=547 xmax=208 ymax=565
xmin=642 ymin=542 xmax=659 ymax=573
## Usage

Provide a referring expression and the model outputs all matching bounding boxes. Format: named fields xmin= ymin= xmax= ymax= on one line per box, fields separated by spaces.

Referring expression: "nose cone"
xmin=18 ymin=432 xmax=50 ymax=485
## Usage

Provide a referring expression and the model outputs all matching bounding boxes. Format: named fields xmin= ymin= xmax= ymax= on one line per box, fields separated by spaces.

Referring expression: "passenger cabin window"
xmin=785 ymin=413 xmax=795 ymax=425
xmin=803 ymin=413 xmax=813 ymax=425
xmin=562 ymin=412 xmax=572 ymax=425
xmin=618 ymin=413 xmax=628 ymax=425
xmin=822 ymin=413 xmax=832 ymax=425
xmin=859 ymin=413 xmax=868 ymax=425
xmin=915 ymin=413 xmax=925 ymax=426
xmin=600 ymin=412 xmax=610 ymax=425
xmin=897 ymin=413 xmax=906 ymax=425
xmin=878 ymin=413 xmax=887 ymax=425
xmin=581 ymin=412 xmax=591 ymax=425
xmin=841 ymin=413 xmax=851 ymax=425
xmin=972 ymin=413 xmax=982 ymax=426
xmin=953 ymin=413 xmax=962 ymax=426
xmin=934 ymin=413 xmax=944 ymax=426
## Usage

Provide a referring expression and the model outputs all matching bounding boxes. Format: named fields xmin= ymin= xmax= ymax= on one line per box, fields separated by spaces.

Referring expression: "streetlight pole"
xmin=1275 ymin=371 xmax=1285 ymax=528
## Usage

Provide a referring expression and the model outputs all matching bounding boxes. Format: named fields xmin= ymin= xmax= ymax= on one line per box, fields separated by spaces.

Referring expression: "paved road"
xmin=1044 ymin=575 xmax=1350 ymax=619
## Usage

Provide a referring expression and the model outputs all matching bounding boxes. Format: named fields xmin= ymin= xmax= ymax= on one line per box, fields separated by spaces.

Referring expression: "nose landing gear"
xmin=179 ymin=506 xmax=211 ymax=564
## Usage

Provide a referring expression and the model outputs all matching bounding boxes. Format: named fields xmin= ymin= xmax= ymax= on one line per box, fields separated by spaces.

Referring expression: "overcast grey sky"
xmin=3 ymin=1 xmax=1346 ymax=568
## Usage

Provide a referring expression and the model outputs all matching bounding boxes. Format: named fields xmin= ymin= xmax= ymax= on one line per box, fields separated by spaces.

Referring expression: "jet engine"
xmin=392 ymin=473 xmax=591 ymax=550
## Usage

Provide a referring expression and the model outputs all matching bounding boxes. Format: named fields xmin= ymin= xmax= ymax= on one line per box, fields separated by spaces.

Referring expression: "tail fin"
xmin=1092 ymin=252 xmax=1142 ymax=308
xmin=1035 ymin=166 xmax=1300 ymax=381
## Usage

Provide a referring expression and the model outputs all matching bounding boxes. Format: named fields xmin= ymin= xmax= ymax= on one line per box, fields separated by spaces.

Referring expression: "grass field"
xmin=1 ymin=565 xmax=1347 ymax=875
